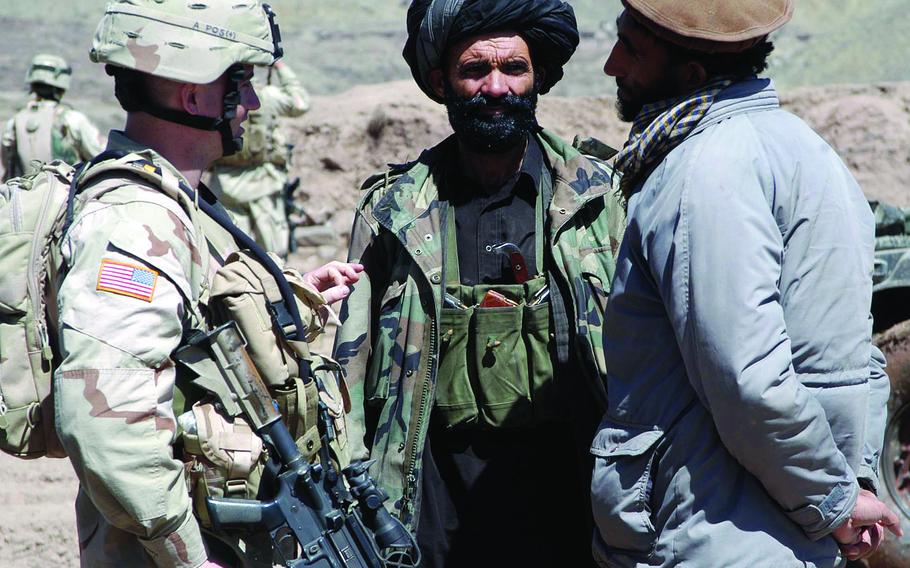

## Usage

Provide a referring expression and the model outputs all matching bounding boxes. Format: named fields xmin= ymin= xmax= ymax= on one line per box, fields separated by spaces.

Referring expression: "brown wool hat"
xmin=622 ymin=0 xmax=794 ymax=53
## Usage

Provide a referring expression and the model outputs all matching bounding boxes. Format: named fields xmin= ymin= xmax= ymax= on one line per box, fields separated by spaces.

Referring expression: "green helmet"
xmin=90 ymin=0 xmax=281 ymax=84
xmin=26 ymin=54 xmax=72 ymax=91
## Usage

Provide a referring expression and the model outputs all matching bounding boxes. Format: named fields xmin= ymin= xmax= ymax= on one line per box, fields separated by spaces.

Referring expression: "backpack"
xmin=0 ymin=151 xmax=349 ymax=463
xmin=0 ymin=160 xmax=75 ymax=458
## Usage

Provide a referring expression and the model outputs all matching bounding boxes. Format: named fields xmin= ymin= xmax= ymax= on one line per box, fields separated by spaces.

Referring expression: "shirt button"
xmin=424 ymin=234 xmax=433 ymax=241
xmin=558 ymin=208 xmax=567 ymax=215
xmin=414 ymin=248 xmax=422 ymax=255
xmin=485 ymin=245 xmax=493 ymax=252
xmin=431 ymin=273 xmax=441 ymax=283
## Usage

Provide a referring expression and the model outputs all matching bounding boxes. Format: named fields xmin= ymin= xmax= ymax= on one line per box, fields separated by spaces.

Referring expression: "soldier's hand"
xmin=304 ymin=261 xmax=364 ymax=304
xmin=832 ymin=489 xmax=902 ymax=561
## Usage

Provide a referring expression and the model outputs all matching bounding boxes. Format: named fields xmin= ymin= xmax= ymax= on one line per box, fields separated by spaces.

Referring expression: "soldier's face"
xmin=194 ymin=65 xmax=260 ymax=136
xmin=431 ymin=32 xmax=541 ymax=153
xmin=604 ymin=11 xmax=685 ymax=121
xmin=233 ymin=65 xmax=260 ymax=136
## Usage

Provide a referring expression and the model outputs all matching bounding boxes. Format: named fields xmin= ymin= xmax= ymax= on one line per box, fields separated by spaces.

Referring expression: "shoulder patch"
xmin=96 ymin=259 xmax=158 ymax=302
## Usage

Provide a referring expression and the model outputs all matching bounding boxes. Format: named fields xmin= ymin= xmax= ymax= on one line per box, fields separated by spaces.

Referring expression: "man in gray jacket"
xmin=594 ymin=1 xmax=902 ymax=566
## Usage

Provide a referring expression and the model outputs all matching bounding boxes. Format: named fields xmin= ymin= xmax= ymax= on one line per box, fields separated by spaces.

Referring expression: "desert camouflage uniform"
xmin=1 ymin=97 xmax=104 ymax=181
xmin=207 ymin=63 xmax=310 ymax=258
xmin=54 ymin=131 xmax=317 ymax=567
xmin=333 ymin=129 xmax=626 ymax=528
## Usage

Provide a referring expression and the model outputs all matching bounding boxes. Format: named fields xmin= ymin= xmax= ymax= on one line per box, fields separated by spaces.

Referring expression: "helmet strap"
xmin=109 ymin=64 xmax=246 ymax=157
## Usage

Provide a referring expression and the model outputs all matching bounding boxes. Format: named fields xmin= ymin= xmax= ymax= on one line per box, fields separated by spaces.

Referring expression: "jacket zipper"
xmin=399 ymin=312 xmax=435 ymax=521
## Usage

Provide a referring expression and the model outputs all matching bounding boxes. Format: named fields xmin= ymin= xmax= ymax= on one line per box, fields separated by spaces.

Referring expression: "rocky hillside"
xmin=284 ymin=79 xmax=910 ymax=273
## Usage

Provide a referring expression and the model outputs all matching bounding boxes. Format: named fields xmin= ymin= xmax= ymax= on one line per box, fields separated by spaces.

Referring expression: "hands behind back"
xmin=832 ymin=489 xmax=903 ymax=561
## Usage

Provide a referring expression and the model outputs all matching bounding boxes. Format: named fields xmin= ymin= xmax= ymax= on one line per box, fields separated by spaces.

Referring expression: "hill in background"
xmin=1 ymin=0 xmax=908 ymax=132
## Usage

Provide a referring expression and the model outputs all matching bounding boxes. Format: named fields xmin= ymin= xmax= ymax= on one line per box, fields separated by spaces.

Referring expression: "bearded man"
xmin=593 ymin=1 xmax=901 ymax=567
xmin=333 ymin=1 xmax=625 ymax=565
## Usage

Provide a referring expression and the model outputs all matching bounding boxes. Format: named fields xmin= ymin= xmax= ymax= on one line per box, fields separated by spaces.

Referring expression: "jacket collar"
xmin=690 ymin=77 xmax=780 ymax=137
xmin=370 ymin=129 xmax=616 ymax=255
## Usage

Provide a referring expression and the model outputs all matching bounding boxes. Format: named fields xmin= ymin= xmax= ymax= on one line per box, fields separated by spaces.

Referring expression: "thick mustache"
xmin=462 ymin=93 xmax=527 ymax=111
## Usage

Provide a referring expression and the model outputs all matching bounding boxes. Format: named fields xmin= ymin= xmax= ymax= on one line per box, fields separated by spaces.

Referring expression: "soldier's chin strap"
xmin=109 ymin=64 xmax=246 ymax=157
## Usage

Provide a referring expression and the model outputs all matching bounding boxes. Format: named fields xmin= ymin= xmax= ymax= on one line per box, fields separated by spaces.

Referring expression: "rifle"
xmin=282 ymin=141 xmax=308 ymax=254
xmin=177 ymin=322 xmax=420 ymax=568
xmin=283 ymin=174 xmax=303 ymax=254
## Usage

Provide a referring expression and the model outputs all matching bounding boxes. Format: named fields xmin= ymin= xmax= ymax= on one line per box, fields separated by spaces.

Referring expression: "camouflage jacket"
xmin=333 ymin=129 xmax=626 ymax=529
xmin=1 ymin=97 xmax=105 ymax=181
xmin=54 ymin=131 xmax=241 ymax=567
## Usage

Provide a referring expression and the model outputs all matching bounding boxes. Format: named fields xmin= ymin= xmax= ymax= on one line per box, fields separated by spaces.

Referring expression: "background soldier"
xmin=206 ymin=59 xmax=310 ymax=258
xmin=1 ymin=53 xmax=104 ymax=181
xmin=54 ymin=2 xmax=359 ymax=566
xmin=594 ymin=1 xmax=901 ymax=566
xmin=333 ymin=1 xmax=625 ymax=566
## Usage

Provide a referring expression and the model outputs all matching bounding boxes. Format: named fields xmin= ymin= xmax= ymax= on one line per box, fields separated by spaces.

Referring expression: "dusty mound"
xmin=782 ymin=83 xmax=910 ymax=205
xmin=287 ymin=80 xmax=910 ymax=266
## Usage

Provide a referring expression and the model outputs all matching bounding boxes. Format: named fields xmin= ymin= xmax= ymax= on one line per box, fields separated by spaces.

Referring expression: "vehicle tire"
xmin=868 ymin=319 xmax=910 ymax=567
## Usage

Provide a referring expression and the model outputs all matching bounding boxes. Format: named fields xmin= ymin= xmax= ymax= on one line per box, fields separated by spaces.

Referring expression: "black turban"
xmin=403 ymin=0 xmax=579 ymax=103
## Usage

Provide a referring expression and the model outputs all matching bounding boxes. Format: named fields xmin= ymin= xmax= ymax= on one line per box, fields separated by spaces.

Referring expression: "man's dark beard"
xmin=443 ymin=81 xmax=539 ymax=153
xmin=615 ymin=72 xmax=684 ymax=122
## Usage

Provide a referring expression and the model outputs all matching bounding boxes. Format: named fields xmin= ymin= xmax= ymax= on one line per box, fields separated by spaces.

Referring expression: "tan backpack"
xmin=0 ymin=160 xmax=75 ymax=458
xmin=0 ymin=153 xmax=176 ymax=458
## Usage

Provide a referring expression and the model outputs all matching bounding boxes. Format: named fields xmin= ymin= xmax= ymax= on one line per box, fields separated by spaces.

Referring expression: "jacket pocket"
xmin=435 ymin=306 xmax=478 ymax=428
xmin=591 ymin=420 xmax=664 ymax=554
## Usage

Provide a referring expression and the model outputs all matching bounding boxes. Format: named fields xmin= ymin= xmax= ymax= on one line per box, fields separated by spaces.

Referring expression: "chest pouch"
xmin=177 ymin=249 xmax=350 ymax=525
xmin=434 ymin=201 xmax=558 ymax=431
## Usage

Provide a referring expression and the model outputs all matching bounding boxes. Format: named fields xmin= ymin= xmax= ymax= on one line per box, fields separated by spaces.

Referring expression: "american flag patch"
xmin=96 ymin=260 xmax=158 ymax=302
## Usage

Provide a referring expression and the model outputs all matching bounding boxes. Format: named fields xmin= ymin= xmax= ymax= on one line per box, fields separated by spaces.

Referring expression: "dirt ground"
xmin=2 ymin=79 xmax=909 ymax=567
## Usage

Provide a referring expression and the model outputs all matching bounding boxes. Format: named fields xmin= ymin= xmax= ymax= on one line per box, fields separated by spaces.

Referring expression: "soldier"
xmin=206 ymin=59 xmax=310 ymax=258
xmin=332 ymin=1 xmax=625 ymax=566
xmin=53 ymin=1 xmax=361 ymax=567
xmin=593 ymin=1 xmax=901 ymax=566
xmin=1 ymin=54 xmax=105 ymax=181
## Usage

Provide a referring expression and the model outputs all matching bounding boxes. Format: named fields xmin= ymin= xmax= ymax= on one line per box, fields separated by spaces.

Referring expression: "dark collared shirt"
xmin=418 ymin=137 xmax=597 ymax=568
xmin=440 ymin=137 xmax=545 ymax=285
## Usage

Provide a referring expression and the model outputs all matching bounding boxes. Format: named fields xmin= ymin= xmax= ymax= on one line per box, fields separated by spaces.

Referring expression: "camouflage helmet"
xmin=90 ymin=0 xmax=282 ymax=85
xmin=25 ymin=54 xmax=72 ymax=91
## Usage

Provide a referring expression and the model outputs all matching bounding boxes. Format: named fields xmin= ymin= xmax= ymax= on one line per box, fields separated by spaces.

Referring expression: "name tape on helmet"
xmin=106 ymin=3 xmax=276 ymax=54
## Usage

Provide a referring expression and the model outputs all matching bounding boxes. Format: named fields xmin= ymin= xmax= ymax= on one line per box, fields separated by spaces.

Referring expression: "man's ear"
xmin=534 ymin=65 xmax=546 ymax=89
xmin=679 ymin=61 xmax=708 ymax=92
xmin=179 ymin=82 xmax=200 ymax=115
xmin=429 ymin=68 xmax=446 ymax=99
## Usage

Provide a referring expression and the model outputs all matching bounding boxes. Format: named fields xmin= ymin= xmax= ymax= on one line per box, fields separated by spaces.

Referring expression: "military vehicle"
xmin=868 ymin=201 xmax=910 ymax=567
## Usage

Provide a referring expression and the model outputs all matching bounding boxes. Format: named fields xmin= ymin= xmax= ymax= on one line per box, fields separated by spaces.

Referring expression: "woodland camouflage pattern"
xmin=333 ymin=129 xmax=626 ymax=528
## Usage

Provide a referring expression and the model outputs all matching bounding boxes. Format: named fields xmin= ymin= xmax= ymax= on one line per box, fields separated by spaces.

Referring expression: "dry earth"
xmin=2 ymin=79 xmax=909 ymax=566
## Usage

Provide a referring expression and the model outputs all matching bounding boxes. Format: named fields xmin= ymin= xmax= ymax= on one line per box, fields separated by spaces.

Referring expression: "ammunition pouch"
xmin=435 ymin=276 xmax=558 ymax=430
xmin=182 ymin=401 xmax=263 ymax=527
xmin=179 ymin=250 xmax=350 ymax=524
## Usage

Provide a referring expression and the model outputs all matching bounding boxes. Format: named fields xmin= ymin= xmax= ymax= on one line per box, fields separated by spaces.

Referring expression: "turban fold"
xmin=403 ymin=0 xmax=579 ymax=103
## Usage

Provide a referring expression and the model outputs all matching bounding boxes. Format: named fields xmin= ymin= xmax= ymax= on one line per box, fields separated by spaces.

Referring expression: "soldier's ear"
xmin=429 ymin=69 xmax=446 ymax=99
xmin=179 ymin=83 xmax=200 ymax=115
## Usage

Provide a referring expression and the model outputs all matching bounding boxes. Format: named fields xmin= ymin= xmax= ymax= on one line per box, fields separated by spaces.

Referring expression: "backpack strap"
xmin=64 ymin=151 xmax=310 ymax=347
